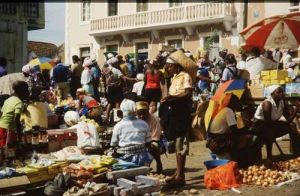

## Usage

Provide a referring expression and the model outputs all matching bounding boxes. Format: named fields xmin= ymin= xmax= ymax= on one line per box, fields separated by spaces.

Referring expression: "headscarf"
xmin=83 ymin=57 xmax=93 ymax=68
xmin=107 ymin=57 xmax=118 ymax=66
xmin=136 ymin=73 xmax=144 ymax=81
xmin=76 ymin=88 xmax=86 ymax=94
xmin=64 ymin=111 xmax=80 ymax=126
xmin=136 ymin=101 xmax=149 ymax=111
xmin=120 ymin=99 xmax=136 ymax=117
xmin=22 ymin=64 xmax=32 ymax=74
xmin=107 ymin=53 xmax=114 ymax=60
xmin=267 ymin=85 xmax=281 ymax=96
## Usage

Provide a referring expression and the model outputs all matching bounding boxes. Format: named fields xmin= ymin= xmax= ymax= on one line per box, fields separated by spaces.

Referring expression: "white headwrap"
xmin=107 ymin=57 xmax=119 ymax=66
xmin=136 ymin=73 xmax=144 ymax=81
xmin=107 ymin=53 xmax=114 ymax=60
xmin=22 ymin=64 xmax=32 ymax=74
xmin=64 ymin=111 xmax=80 ymax=126
xmin=83 ymin=57 xmax=93 ymax=68
xmin=120 ymin=99 xmax=136 ymax=117
xmin=268 ymin=85 xmax=281 ymax=96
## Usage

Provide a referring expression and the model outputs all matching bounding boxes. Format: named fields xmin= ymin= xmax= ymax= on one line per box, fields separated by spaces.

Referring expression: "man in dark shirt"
xmin=51 ymin=57 xmax=71 ymax=104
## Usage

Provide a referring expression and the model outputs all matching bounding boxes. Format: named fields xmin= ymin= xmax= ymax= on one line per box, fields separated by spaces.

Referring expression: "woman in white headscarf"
xmin=81 ymin=57 xmax=94 ymax=96
xmin=64 ymin=111 xmax=99 ymax=148
xmin=253 ymin=85 xmax=300 ymax=160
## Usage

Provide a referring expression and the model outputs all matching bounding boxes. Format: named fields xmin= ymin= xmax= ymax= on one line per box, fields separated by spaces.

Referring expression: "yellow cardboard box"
xmin=285 ymin=77 xmax=293 ymax=83
xmin=260 ymin=71 xmax=270 ymax=76
xmin=270 ymin=70 xmax=288 ymax=80
xmin=262 ymin=75 xmax=270 ymax=80
xmin=262 ymin=80 xmax=271 ymax=85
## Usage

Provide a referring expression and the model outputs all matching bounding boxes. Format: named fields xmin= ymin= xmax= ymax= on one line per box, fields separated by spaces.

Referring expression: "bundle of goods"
xmin=63 ymin=156 xmax=116 ymax=187
xmin=49 ymin=99 xmax=76 ymax=115
xmin=239 ymin=165 xmax=290 ymax=187
xmin=79 ymin=116 xmax=102 ymax=132
xmin=270 ymin=157 xmax=300 ymax=172
xmin=240 ymin=157 xmax=300 ymax=187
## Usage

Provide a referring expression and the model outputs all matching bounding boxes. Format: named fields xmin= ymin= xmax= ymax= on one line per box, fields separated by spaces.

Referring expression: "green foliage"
xmin=204 ymin=31 xmax=219 ymax=51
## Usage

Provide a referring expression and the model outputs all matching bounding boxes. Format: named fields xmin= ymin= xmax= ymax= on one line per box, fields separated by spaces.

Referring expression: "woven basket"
xmin=169 ymin=50 xmax=198 ymax=83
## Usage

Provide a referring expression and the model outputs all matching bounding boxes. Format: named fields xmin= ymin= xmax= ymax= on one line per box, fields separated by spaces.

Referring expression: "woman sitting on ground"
xmin=136 ymin=101 xmax=163 ymax=173
xmin=206 ymin=94 xmax=258 ymax=167
xmin=110 ymin=99 xmax=152 ymax=166
xmin=253 ymin=85 xmax=300 ymax=160
xmin=76 ymin=88 xmax=102 ymax=120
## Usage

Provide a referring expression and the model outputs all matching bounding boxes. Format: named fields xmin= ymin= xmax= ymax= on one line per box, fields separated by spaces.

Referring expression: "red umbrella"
xmin=240 ymin=11 xmax=300 ymax=51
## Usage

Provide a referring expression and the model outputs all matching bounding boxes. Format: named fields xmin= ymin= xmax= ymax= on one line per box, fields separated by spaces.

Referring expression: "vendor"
xmin=64 ymin=111 xmax=100 ymax=148
xmin=253 ymin=85 xmax=300 ymax=160
xmin=0 ymin=81 xmax=29 ymax=149
xmin=110 ymin=99 xmax=152 ymax=167
xmin=21 ymin=87 xmax=57 ymax=130
xmin=206 ymin=94 xmax=255 ymax=166
xmin=136 ymin=101 xmax=163 ymax=173
xmin=245 ymin=47 xmax=277 ymax=80
xmin=76 ymin=88 xmax=102 ymax=119
xmin=159 ymin=54 xmax=193 ymax=186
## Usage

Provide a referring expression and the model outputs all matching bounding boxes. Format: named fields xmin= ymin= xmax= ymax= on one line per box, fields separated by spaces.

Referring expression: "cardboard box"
xmin=270 ymin=70 xmax=288 ymax=80
xmin=262 ymin=80 xmax=271 ymax=85
xmin=0 ymin=176 xmax=30 ymax=190
xmin=260 ymin=71 xmax=270 ymax=76
xmin=285 ymin=83 xmax=300 ymax=97
xmin=249 ymin=86 xmax=265 ymax=98
xmin=262 ymin=75 xmax=270 ymax=80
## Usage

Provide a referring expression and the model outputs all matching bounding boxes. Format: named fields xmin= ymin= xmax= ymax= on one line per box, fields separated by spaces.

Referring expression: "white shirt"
xmin=237 ymin=60 xmax=246 ymax=70
xmin=246 ymin=55 xmax=277 ymax=80
xmin=132 ymin=81 xmax=145 ymax=96
xmin=254 ymin=96 xmax=284 ymax=121
xmin=70 ymin=121 xmax=100 ymax=148
xmin=209 ymin=107 xmax=237 ymax=134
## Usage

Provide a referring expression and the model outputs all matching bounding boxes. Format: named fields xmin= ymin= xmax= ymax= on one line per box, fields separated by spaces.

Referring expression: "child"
xmin=0 ymin=81 xmax=29 ymax=148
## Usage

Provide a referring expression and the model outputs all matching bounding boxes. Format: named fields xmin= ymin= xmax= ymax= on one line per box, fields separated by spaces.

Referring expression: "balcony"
xmin=0 ymin=3 xmax=44 ymax=31
xmin=90 ymin=3 xmax=235 ymax=37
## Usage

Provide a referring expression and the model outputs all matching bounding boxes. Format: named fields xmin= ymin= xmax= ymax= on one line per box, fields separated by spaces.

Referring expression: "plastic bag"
xmin=204 ymin=161 xmax=241 ymax=190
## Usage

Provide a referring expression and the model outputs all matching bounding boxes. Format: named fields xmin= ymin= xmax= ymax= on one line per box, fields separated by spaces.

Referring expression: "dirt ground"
xmin=154 ymin=140 xmax=300 ymax=196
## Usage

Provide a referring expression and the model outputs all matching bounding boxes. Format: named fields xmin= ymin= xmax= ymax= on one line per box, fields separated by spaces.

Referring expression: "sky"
xmin=28 ymin=2 xmax=65 ymax=46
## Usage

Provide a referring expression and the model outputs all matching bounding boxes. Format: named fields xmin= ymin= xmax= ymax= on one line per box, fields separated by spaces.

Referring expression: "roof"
xmin=27 ymin=41 xmax=58 ymax=58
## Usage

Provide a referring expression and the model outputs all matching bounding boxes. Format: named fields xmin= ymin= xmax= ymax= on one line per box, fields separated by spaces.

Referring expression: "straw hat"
xmin=168 ymin=50 xmax=198 ymax=83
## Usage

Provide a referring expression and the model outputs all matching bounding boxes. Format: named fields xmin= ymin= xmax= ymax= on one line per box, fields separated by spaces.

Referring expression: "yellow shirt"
xmin=120 ymin=63 xmax=129 ymax=76
xmin=21 ymin=102 xmax=48 ymax=130
xmin=0 ymin=96 xmax=24 ymax=130
xmin=169 ymin=71 xmax=192 ymax=97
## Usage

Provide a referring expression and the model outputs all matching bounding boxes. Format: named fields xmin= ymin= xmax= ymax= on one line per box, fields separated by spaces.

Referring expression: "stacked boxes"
xmin=249 ymin=70 xmax=293 ymax=98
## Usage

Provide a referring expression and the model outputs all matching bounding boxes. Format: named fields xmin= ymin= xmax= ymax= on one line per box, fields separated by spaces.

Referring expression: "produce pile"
xmin=239 ymin=157 xmax=300 ymax=187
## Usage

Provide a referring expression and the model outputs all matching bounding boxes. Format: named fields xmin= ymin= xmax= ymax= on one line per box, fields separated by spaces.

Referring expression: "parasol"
xmin=0 ymin=73 xmax=27 ymax=95
xmin=28 ymin=57 xmax=54 ymax=72
xmin=240 ymin=11 xmax=300 ymax=51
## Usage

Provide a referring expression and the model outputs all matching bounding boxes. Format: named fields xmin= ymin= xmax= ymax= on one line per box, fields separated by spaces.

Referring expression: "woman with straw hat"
xmin=159 ymin=50 xmax=194 ymax=186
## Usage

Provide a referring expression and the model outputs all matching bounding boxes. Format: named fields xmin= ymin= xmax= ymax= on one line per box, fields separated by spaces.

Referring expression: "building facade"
xmin=65 ymin=0 xmax=299 ymax=65
xmin=0 ymin=3 xmax=45 ymax=73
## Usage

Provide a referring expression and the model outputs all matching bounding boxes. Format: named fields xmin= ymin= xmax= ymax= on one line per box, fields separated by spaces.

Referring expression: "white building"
xmin=0 ymin=3 xmax=45 ymax=73
xmin=65 ymin=0 xmax=299 ymax=65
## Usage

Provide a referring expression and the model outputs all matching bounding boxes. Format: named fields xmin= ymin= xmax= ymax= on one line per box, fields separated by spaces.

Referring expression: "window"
xmin=168 ymin=39 xmax=182 ymax=49
xmin=289 ymin=0 xmax=299 ymax=12
xmin=81 ymin=0 xmax=91 ymax=22
xmin=136 ymin=0 xmax=148 ymax=12
xmin=80 ymin=47 xmax=90 ymax=58
xmin=108 ymin=0 xmax=118 ymax=16
xmin=169 ymin=0 xmax=183 ymax=7
xmin=106 ymin=44 xmax=118 ymax=53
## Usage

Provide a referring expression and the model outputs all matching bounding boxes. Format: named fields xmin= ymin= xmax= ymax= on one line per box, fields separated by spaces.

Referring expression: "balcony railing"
xmin=90 ymin=3 xmax=235 ymax=35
